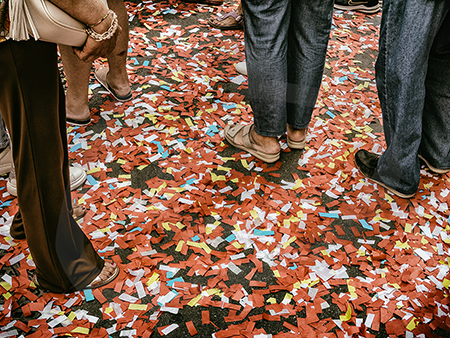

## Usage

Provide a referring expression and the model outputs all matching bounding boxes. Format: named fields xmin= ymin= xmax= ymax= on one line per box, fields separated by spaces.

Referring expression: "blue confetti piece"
xmin=83 ymin=289 xmax=95 ymax=302
xmin=209 ymin=125 xmax=219 ymax=133
xmin=359 ymin=219 xmax=373 ymax=230
xmin=222 ymin=103 xmax=237 ymax=110
xmin=289 ymin=263 xmax=298 ymax=270
xmin=131 ymin=57 xmax=138 ymax=65
xmin=319 ymin=212 xmax=340 ymax=219
xmin=129 ymin=227 xmax=143 ymax=233
xmin=225 ymin=234 xmax=236 ymax=242
xmin=191 ymin=235 xmax=200 ymax=242
xmin=1 ymin=201 xmax=12 ymax=208
xmin=86 ymin=175 xmax=98 ymax=186
xmin=253 ymin=230 xmax=275 ymax=236
xmin=143 ymin=60 xmax=149 ymax=67
xmin=206 ymin=131 xmax=215 ymax=137
xmin=109 ymin=184 xmax=115 ymax=190
xmin=167 ymin=271 xmax=174 ymax=279
xmin=160 ymin=85 xmax=173 ymax=91
xmin=115 ymin=120 xmax=123 ymax=126
xmin=69 ymin=143 xmax=82 ymax=152
xmin=156 ymin=42 xmax=162 ymax=48
xmin=167 ymin=277 xmax=184 ymax=287
xmin=326 ymin=111 xmax=336 ymax=118
xmin=127 ymin=47 xmax=133 ymax=53
xmin=162 ymin=150 xmax=169 ymax=159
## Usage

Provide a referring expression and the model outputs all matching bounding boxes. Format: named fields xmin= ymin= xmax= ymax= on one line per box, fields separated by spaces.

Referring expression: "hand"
xmin=73 ymin=19 xmax=122 ymax=63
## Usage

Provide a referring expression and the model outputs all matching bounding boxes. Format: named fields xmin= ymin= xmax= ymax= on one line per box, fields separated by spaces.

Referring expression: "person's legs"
xmin=242 ymin=0 xmax=290 ymax=139
xmin=374 ymin=0 xmax=450 ymax=195
xmin=419 ymin=10 xmax=450 ymax=170
xmin=286 ymin=0 xmax=334 ymax=136
xmin=59 ymin=0 xmax=130 ymax=123
xmin=0 ymin=39 xmax=103 ymax=293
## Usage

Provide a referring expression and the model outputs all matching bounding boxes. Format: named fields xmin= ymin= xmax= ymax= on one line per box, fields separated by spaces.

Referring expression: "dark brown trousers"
xmin=0 ymin=39 xmax=103 ymax=293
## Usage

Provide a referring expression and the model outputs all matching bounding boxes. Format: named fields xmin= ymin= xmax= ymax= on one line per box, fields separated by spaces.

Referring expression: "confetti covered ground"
xmin=1 ymin=1 xmax=450 ymax=337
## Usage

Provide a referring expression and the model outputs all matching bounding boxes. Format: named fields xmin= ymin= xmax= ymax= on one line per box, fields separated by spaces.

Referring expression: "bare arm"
xmin=49 ymin=0 xmax=122 ymax=62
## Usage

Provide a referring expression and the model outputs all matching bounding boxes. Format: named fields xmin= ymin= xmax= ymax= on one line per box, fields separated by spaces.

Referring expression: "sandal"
xmin=94 ymin=68 xmax=132 ymax=102
xmin=224 ymin=124 xmax=280 ymax=163
xmin=85 ymin=260 xmax=119 ymax=289
xmin=66 ymin=116 xmax=91 ymax=127
xmin=32 ymin=261 xmax=119 ymax=290
xmin=208 ymin=10 xmax=244 ymax=30
xmin=287 ymin=136 xmax=306 ymax=150
xmin=71 ymin=204 xmax=86 ymax=221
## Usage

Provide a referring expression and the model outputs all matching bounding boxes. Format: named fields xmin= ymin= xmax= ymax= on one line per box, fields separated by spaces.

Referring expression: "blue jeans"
xmin=375 ymin=0 xmax=450 ymax=195
xmin=242 ymin=0 xmax=334 ymax=137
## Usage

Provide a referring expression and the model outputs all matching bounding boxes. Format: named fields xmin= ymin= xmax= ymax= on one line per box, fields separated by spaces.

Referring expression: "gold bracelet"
xmin=87 ymin=9 xmax=112 ymax=28
xmin=85 ymin=11 xmax=119 ymax=41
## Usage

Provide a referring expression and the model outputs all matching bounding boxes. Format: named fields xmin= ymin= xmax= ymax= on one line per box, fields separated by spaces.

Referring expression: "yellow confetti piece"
xmin=241 ymin=159 xmax=249 ymax=168
xmin=129 ymin=304 xmax=148 ymax=311
xmin=231 ymin=241 xmax=245 ymax=249
xmin=185 ymin=118 xmax=193 ymax=127
xmin=406 ymin=317 xmax=418 ymax=331
xmin=67 ymin=311 xmax=76 ymax=321
xmin=0 ymin=281 xmax=11 ymax=291
xmin=217 ymin=166 xmax=231 ymax=171
xmin=421 ymin=237 xmax=429 ymax=245
xmin=110 ymin=213 xmax=117 ymax=220
xmin=71 ymin=327 xmax=90 ymax=334
xmin=137 ymin=164 xmax=148 ymax=170
xmin=340 ymin=303 xmax=352 ymax=322
xmin=146 ymin=272 xmax=159 ymax=286
xmin=282 ymin=236 xmax=297 ymax=249
xmin=175 ymin=240 xmax=185 ymax=252
xmin=163 ymin=223 xmax=172 ymax=231
xmin=292 ymin=179 xmax=302 ymax=190
xmin=104 ymin=307 xmax=113 ymax=314
xmin=250 ymin=210 xmax=259 ymax=220
xmin=209 ymin=289 xmax=222 ymax=297
xmin=205 ymin=226 xmax=212 ymax=235
xmin=404 ymin=223 xmax=412 ymax=233
xmin=266 ymin=297 xmax=277 ymax=304
xmin=321 ymin=250 xmax=331 ymax=257
xmin=200 ymin=242 xmax=211 ymax=254
xmin=389 ymin=283 xmax=401 ymax=290
xmin=211 ymin=173 xmax=226 ymax=182
xmin=187 ymin=294 xmax=202 ymax=307
xmin=273 ymin=270 xmax=281 ymax=278
xmin=2 ymin=292 xmax=12 ymax=300
xmin=87 ymin=167 xmax=101 ymax=174
xmin=443 ymin=279 xmax=450 ymax=289
xmin=118 ymin=174 xmax=131 ymax=179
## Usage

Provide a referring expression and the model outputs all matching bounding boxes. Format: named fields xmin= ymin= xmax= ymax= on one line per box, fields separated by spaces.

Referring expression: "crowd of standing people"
xmin=0 ymin=0 xmax=449 ymax=295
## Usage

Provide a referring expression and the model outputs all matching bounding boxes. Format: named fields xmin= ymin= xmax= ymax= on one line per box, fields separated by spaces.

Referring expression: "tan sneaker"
xmin=7 ymin=166 xmax=87 ymax=196
xmin=0 ymin=146 xmax=12 ymax=175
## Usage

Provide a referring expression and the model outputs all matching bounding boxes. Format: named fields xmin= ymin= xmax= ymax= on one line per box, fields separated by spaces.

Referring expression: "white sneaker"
xmin=235 ymin=61 xmax=247 ymax=76
xmin=7 ymin=166 xmax=87 ymax=197
xmin=0 ymin=146 xmax=12 ymax=175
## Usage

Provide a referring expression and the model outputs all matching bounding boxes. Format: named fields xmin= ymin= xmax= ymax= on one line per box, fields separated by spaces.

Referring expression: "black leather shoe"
xmin=418 ymin=154 xmax=450 ymax=174
xmin=354 ymin=149 xmax=415 ymax=199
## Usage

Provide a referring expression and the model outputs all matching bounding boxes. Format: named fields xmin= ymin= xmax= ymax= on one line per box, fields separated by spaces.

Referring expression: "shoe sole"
xmin=224 ymin=124 xmax=280 ymax=163
xmin=70 ymin=169 xmax=87 ymax=190
xmin=334 ymin=4 xmax=381 ymax=13
xmin=287 ymin=136 xmax=306 ymax=150
xmin=7 ymin=169 xmax=86 ymax=197
xmin=418 ymin=155 xmax=450 ymax=174
xmin=354 ymin=156 xmax=415 ymax=199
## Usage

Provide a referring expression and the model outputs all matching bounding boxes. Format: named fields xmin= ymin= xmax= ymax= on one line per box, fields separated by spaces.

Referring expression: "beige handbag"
xmin=9 ymin=0 xmax=108 ymax=47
